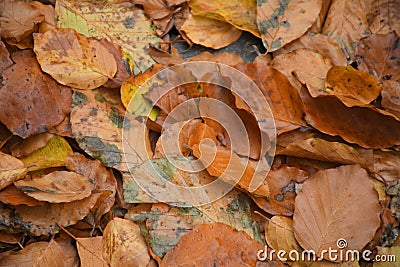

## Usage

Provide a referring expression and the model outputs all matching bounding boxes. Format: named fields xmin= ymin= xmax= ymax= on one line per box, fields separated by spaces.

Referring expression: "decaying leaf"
xmin=0 ymin=152 xmax=27 ymax=190
xmin=189 ymin=0 xmax=259 ymax=37
xmin=257 ymin=0 xmax=322 ymax=52
xmin=322 ymin=0 xmax=371 ymax=59
xmin=180 ymin=14 xmax=242 ymax=49
xmin=271 ymin=48 xmax=333 ymax=94
xmin=381 ymin=81 xmax=400 ymax=113
xmin=33 ymin=28 xmax=117 ymax=89
xmin=55 ymin=0 xmax=160 ymax=74
xmin=0 ymin=0 xmax=44 ymax=42
xmin=76 ymin=236 xmax=108 ymax=267
xmin=293 ymin=165 xmax=381 ymax=261
xmin=161 ymin=222 xmax=262 ymax=266
xmin=362 ymin=0 xmax=400 ymax=35
xmin=355 ymin=32 xmax=400 ymax=82
xmin=102 ymin=218 xmax=150 ymax=266
xmin=0 ymin=50 xmax=72 ymax=138
xmin=14 ymin=171 xmax=95 ymax=203
xmin=0 ymin=185 xmax=45 ymax=207
xmin=20 ymin=135 xmax=73 ymax=172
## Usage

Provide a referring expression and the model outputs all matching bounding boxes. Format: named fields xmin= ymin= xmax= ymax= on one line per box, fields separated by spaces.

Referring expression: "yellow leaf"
xmin=33 ymin=28 xmax=117 ymax=90
xmin=55 ymin=0 xmax=160 ymax=74
xmin=189 ymin=0 xmax=259 ymax=37
xmin=21 ymin=135 xmax=73 ymax=172
xmin=257 ymin=0 xmax=322 ymax=52
xmin=0 ymin=152 xmax=27 ymax=190
xmin=180 ymin=14 xmax=242 ymax=49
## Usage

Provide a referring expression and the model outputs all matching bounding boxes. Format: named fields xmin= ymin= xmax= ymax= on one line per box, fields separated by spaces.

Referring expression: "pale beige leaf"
xmin=180 ymin=14 xmax=242 ymax=49
xmin=257 ymin=0 xmax=322 ymax=52
xmin=14 ymin=171 xmax=95 ymax=203
xmin=33 ymin=28 xmax=117 ymax=89
xmin=103 ymin=218 xmax=150 ymax=266
xmin=322 ymin=0 xmax=371 ymax=59
xmin=293 ymin=165 xmax=381 ymax=261
xmin=77 ymin=237 xmax=108 ymax=267
xmin=0 ymin=152 xmax=27 ymax=191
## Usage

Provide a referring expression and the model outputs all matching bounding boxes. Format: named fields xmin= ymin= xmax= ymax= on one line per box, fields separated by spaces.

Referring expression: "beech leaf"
xmin=0 ymin=152 xmax=27 ymax=191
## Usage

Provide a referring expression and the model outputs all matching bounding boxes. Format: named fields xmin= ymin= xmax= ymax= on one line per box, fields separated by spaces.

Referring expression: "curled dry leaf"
xmin=180 ymin=14 xmax=242 ymax=49
xmin=10 ymin=132 xmax=54 ymax=157
xmin=293 ymin=165 xmax=381 ymax=261
xmin=355 ymin=32 xmax=400 ymax=82
xmin=300 ymin=87 xmax=400 ymax=149
xmin=33 ymin=28 xmax=117 ymax=89
xmin=324 ymin=66 xmax=382 ymax=106
xmin=257 ymin=0 xmax=322 ymax=52
xmin=278 ymin=138 xmax=372 ymax=167
xmin=189 ymin=0 xmax=259 ymax=37
xmin=322 ymin=0 xmax=371 ymax=60
xmin=76 ymin=236 xmax=108 ymax=267
xmin=0 ymin=0 xmax=44 ymax=42
xmin=161 ymin=222 xmax=263 ymax=266
xmin=14 ymin=171 xmax=95 ymax=203
xmin=20 ymin=135 xmax=73 ymax=172
xmin=0 ymin=239 xmax=67 ymax=267
xmin=103 ymin=218 xmax=150 ymax=266
xmin=0 ymin=152 xmax=27 ymax=190
xmin=0 ymin=185 xmax=45 ymax=207
xmin=0 ymin=50 xmax=72 ymax=138
xmin=273 ymin=32 xmax=347 ymax=66
xmin=55 ymin=0 xmax=160 ymax=74
xmin=271 ymin=48 xmax=333 ymax=94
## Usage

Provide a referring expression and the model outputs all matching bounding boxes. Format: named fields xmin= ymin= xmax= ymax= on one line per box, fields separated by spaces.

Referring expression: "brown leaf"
xmin=371 ymin=150 xmax=400 ymax=183
xmin=273 ymin=32 xmax=347 ymax=66
xmin=300 ymin=87 xmax=400 ymax=148
xmin=0 ymin=40 xmax=13 ymax=73
xmin=180 ymin=14 xmax=242 ymax=49
xmin=322 ymin=0 xmax=371 ymax=59
xmin=381 ymin=81 xmax=400 ymax=113
xmin=362 ymin=0 xmax=400 ymax=35
xmin=271 ymin=49 xmax=333 ymax=95
xmin=161 ymin=222 xmax=263 ymax=266
xmin=76 ymin=236 xmax=108 ymax=267
xmin=14 ymin=171 xmax=95 ymax=203
xmin=10 ymin=132 xmax=54 ymax=157
xmin=0 ymin=50 xmax=72 ymax=138
xmin=257 ymin=0 xmax=322 ymax=52
xmin=324 ymin=66 xmax=382 ymax=106
xmin=0 ymin=0 xmax=44 ymax=42
xmin=355 ymin=32 xmax=400 ymax=82
xmin=33 ymin=28 xmax=117 ymax=89
xmin=0 ymin=239 xmax=68 ymax=267
xmin=293 ymin=165 xmax=381 ymax=261
xmin=188 ymin=51 xmax=244 ymax=65
xmin=103 ymin=218 xmax=150 ymax=266
xmin=0 ymin=185 xmax=45 ymax=207
xmin=0 ymin=152 xmax=27 ymax=190
xmin=14 ymin=192 xmax=101 ymax=236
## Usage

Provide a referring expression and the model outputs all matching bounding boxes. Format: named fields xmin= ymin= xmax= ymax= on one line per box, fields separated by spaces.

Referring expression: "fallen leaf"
xmin=0 ymin=231 xmax=22 ymax=244
xmin=0 ymin=50 xmax=72 ymax=138
xmin=362 ymin=0 xmax=400 ymax=35
xmin=322 ymin=0 xmax=371 ymax=60
xmin=0 ymin=40 xmax=13 ymax=73
xmin=20 ymin=135 xmax=73 ymax=172
xmin=273 ymin=32 xmax=347 ymax=66
xmin=76 ymin=236 xmax=108 ymax=267
xmin=300 ymin=87 xmax=400 ymax=148
xmin=271 ymin=48 xmax=333 ymax=94
xmin=355 ymin=32 xmax=400 ymax=82
xmin=309 ymin=0 xmax=332 ymax=33
xmin=55 ymin=0 xmax=160 ymax=74
xmin=13 ymin=193 xmax=101 ymax=236
xmin=324 ymin=66 xmax=382 ymax=106
xmin=188 ymin=51 xmax=245 ymax=65
xmin=257 ymin=0 xmax=322 ymax=52
xmin=0 ymin=152 xmax=27 ymax=190
xmin=161 ymin=222 xmax=262 ymax=266
xmin=33 ymin=28 xmax=117 ymax=89
xmin=372 ymin=150 xmax=400 ymax=183
xmin=381 ymin=81 xmax=400 ymax=113
xmin=189 ymin=0 xmax=259 ymax=37
xmin=0 ymin=185 xmax=45 ymax=207
xmin=10 ymin=132 xmax=54 ymax=157
xmin=0 ymin=0 xmax=44 ymax=42
xmin=278 ymin=138 xmax=372 ymax=167
xmin=102 ymin=218 xmax=150 ymax=266
xmin=0 ymin=239 xmax=67 ymax=267
xmin=293 ymin=165 xmax=381 ymax=261
xmin=180 ymin=14 xmax=242 ymax=49
xmin=30 ymin=1 xmax=56 ymax=34
xmin=14 ymin=171 xmax=95 ymax=203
